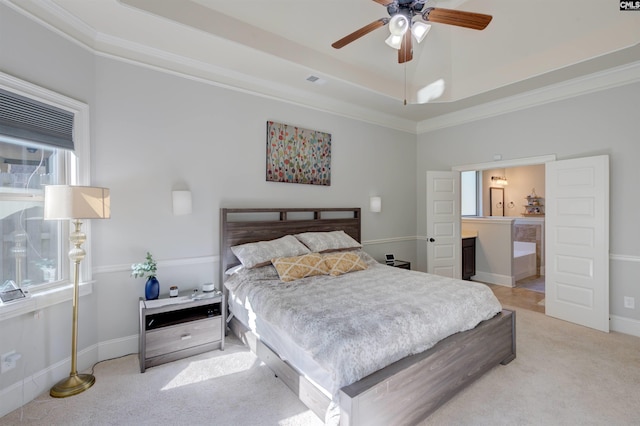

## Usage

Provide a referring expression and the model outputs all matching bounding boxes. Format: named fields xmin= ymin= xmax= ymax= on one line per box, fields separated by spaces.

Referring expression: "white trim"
xmin=97 ymin=334 xmax=138 ymax=362
xmin=471 ymin=271 xmax=515 ymax=287
xmin=453 ymin=155 xmax=557 ymax=172
xmin=0 ymin=281 xmax=93 ymax=322
xmin=610 ymin=253 xmax=640 ymax=263
xmin=5 ymin=1 xmax=639 ymax=135
xmin=417 ymin=61 xmax=640 ymax=134
xmin=362 ymin=236 xmax=417 ymax=245
xmin=4 ymin=0 xmax=416 ymax=134
xmin=0 ymin=340 xmax=98 ymax=418
xmin=94 ymin=255 xmax=217 ymax=275
xmin=610 ymin=315 xmax=640 ymax=338
xmin=0 ymin=71 xmax=93 ymax=322
xmin=461 ymin=217 xmax=515 ymax=226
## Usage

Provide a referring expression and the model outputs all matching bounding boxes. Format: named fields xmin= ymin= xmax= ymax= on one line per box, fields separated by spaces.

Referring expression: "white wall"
xmin=0 ymin=3 xmax=100 ymax=416
xmin=417 ymin=80 xmax=640 ymax=329
xmin=0 ymin=3 xmax=417 ymax=415
xmin=462 ymin=218 xmax=514 ymax=286
xmin=91 ymin=56 xmax=417 ymax=349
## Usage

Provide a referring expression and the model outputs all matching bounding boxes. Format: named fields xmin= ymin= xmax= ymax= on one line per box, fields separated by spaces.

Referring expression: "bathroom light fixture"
xmin=370 ymin=196 xmax=382 ymax=213
xmin=172 ymin=190 xmax=192 ymax=215
xmin=491 ymin=176 xmax=508 ymax=186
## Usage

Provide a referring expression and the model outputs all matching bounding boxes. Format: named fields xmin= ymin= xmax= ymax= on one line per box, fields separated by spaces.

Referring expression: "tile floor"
xmin=485 ymin=275 xmax=546 ymax=314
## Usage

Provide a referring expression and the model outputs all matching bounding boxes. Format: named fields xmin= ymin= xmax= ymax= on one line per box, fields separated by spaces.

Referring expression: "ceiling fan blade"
xmin=372 ymin=0 xmax=394 ymax=5
xmin=398 ymin=30 xmax=412 ymax=63
xmin=422 ymin=7 xmax=492 ymax=30
xmin=332 ymin=18 xmax=389 ymax=49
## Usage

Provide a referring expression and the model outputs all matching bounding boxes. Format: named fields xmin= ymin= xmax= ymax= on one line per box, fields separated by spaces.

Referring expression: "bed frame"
xmin=220 ymin=207 xmax=516 ymax=426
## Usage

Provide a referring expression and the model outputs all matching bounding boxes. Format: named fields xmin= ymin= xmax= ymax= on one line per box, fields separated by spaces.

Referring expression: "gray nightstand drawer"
xmin=145 ymin=317 xmax=222 ymax=359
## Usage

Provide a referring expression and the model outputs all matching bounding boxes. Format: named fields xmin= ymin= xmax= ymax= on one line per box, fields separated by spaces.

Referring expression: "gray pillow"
xmin=231 ymin=235 xmax=310 ymax=269
xmin=295 ymin=230 xmax=361 ymax=253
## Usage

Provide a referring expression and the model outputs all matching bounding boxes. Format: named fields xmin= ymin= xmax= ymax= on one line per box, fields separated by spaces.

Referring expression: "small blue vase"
xmin=145 ymin=276 xmax=160 ymax=300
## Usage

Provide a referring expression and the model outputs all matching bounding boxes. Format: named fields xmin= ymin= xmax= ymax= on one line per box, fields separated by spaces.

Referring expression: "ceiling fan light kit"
xmin=332 ymin=0 xmax=492 ymax=63
xmin=385 ymin=33 xmax=403 ymax=49
xmin=388 ymin=14 xmax=409 ymax=36
xmin=411 ymin=21 xmax=431 ymax=43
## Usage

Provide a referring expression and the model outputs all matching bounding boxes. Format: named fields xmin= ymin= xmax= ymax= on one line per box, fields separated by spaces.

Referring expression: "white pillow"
xmin=225 ymin=264 xmax=244 ymax=275
xmin=295 ymin=230 xmax=361 ymax=253
xmin=231 ymin=235 xmax=310 ymax=269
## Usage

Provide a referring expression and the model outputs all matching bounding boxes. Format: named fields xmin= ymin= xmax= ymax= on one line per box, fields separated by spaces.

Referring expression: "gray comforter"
xmin=224 ymin=251 xmax=502 ymax=397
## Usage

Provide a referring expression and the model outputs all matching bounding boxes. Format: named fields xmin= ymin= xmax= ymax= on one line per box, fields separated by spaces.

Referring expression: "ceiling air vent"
xmin=306 ymin=75 xmax=326 ymax=85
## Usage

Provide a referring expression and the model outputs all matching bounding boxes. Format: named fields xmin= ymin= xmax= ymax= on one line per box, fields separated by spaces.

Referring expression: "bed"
xmin=220 ymin=207 xmax=516 ymax=426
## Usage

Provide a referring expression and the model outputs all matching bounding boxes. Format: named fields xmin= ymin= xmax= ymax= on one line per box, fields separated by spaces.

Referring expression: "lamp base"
xmin=50 ymin=373 xmax=95 ymax=398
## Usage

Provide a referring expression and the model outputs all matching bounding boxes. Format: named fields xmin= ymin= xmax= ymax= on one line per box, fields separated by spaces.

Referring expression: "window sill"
xmin=0 ymin=281 xmax=93 ymax=322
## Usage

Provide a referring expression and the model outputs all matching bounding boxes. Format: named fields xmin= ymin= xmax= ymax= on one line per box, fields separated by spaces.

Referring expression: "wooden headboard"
xmin=220 ymin=207 xmax=361 ymax=280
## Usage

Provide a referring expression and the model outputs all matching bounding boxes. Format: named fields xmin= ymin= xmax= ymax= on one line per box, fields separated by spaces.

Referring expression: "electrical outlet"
xmin=624 ymin=296 xmax=635 ymax=309
xmin=1 ymin=351 xmax=18 ymax=373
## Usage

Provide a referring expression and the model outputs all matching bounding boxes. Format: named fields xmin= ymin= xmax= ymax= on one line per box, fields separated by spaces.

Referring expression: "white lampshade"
xmin=388 ymin=14 xmax=409 ymax=36
xmin=370 ymin=196 xmax=382 ymax=213
xmin=385 ymin=34 xmax=403 ymax=50
xmin=172 ymin=190 xmax=192 ymax=215
xmin=411 ymin=22 xmax=431 ymax=43
xmin=44 ymin=185 xmax=111 ymax=220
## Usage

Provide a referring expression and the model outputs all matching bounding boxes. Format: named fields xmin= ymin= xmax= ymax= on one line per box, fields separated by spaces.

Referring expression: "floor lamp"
xmin=44 ymin=185 xmax=110 ymax=398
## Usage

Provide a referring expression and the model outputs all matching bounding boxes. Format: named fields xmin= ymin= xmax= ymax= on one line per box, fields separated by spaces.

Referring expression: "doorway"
xmin=453 ymin=155 xmax=555 ymax=310
xmin=432 ymin=155 xmax=609 ymax=330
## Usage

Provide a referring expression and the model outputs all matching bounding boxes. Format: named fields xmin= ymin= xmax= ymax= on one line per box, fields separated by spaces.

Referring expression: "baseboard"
xmin=610 ymin=315 xmax=640 ymax=338
xmin=97 ymin=334 xmax=139 ymax=361
xmin=0 ymin=336 xmax=139 ymax=418
xmin=472 ymin=271 xmax=514 ymax=287
xmin=0 ymin=344 xmax=99 ymax=418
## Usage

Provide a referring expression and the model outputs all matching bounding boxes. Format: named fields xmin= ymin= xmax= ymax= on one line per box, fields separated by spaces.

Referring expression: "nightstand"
xmin=138 ymin=291 xmax=225 ymax=373
xmin=387 ymin=260 xmax=411 ymax=270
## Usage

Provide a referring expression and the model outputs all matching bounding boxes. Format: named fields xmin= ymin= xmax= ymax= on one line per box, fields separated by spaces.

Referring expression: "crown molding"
xmin=5 ymin=1 xmax=638 ymax=136
xmin=416 ymin=60 xmax=640 ymax=134
xmin=4 ymin=0 xmax=417 ymax=134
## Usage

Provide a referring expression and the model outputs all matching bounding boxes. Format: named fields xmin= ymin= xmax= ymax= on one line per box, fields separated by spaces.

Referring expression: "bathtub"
xmin=514 ymin=241 xmax=536 ymax=281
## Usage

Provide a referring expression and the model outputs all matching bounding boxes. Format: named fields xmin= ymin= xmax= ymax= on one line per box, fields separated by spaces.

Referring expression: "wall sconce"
xmin=370 ymin=196 xmax=382 ymax=213
xmin=172 ymin=190 xmax=192 ymax=215
xmin=491 ymin=176 xmax=508 ymax=186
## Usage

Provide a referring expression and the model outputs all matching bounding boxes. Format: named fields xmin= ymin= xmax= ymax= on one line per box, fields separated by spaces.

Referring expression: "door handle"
xmin=429 ymin=238 xmax=435 ymax=242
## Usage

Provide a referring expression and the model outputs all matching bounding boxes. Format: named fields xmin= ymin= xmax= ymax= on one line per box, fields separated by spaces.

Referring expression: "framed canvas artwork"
xmin=266 ymin=121 xmax=331 ymax=186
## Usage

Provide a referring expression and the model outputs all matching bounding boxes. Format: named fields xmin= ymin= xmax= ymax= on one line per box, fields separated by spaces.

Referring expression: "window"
xmin=461 ymin=170 xmax=479 ymax=216
xmin=0 ymin=72 xmax=90 ymax=307
xmin=0 ymin=140 xmax=70 ymax=289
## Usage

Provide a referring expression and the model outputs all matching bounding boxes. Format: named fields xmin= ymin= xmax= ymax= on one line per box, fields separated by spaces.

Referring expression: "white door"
xmin=545 ymin=155 xmax=609 ymax=332
xmin=426 ymin=171 xmax=461 ymax=278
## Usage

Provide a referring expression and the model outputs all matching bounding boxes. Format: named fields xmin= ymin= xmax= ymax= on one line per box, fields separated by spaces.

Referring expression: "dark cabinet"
xmin=462 ymin=237 xmax=476 ymax=280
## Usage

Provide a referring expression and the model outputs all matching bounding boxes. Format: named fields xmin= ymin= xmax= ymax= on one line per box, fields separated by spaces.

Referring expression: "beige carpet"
xmin=3 ymin=307 xmax=639 ymax=426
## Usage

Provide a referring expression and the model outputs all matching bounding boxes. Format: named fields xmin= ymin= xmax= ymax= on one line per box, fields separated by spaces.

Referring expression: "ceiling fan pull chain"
xmin=404 ymin=64 xmax=408 ymax=105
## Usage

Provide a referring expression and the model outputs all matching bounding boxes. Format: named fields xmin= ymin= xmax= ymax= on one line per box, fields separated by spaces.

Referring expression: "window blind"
xmin=0 ymin=88 xmax=74 ymax=150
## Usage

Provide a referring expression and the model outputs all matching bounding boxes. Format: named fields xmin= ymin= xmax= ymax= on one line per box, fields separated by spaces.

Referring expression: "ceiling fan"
xmin=332 ymin=0 xmax=492 ymax=64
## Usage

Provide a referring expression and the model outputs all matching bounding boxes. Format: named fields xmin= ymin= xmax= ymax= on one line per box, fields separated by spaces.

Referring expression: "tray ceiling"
xmin=7 ymin=0 xmax=640 ymax=132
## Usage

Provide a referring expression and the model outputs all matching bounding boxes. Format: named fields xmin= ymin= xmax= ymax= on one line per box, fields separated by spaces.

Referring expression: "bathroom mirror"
xmin=490 ymin=187 xmax=504 ymax=216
